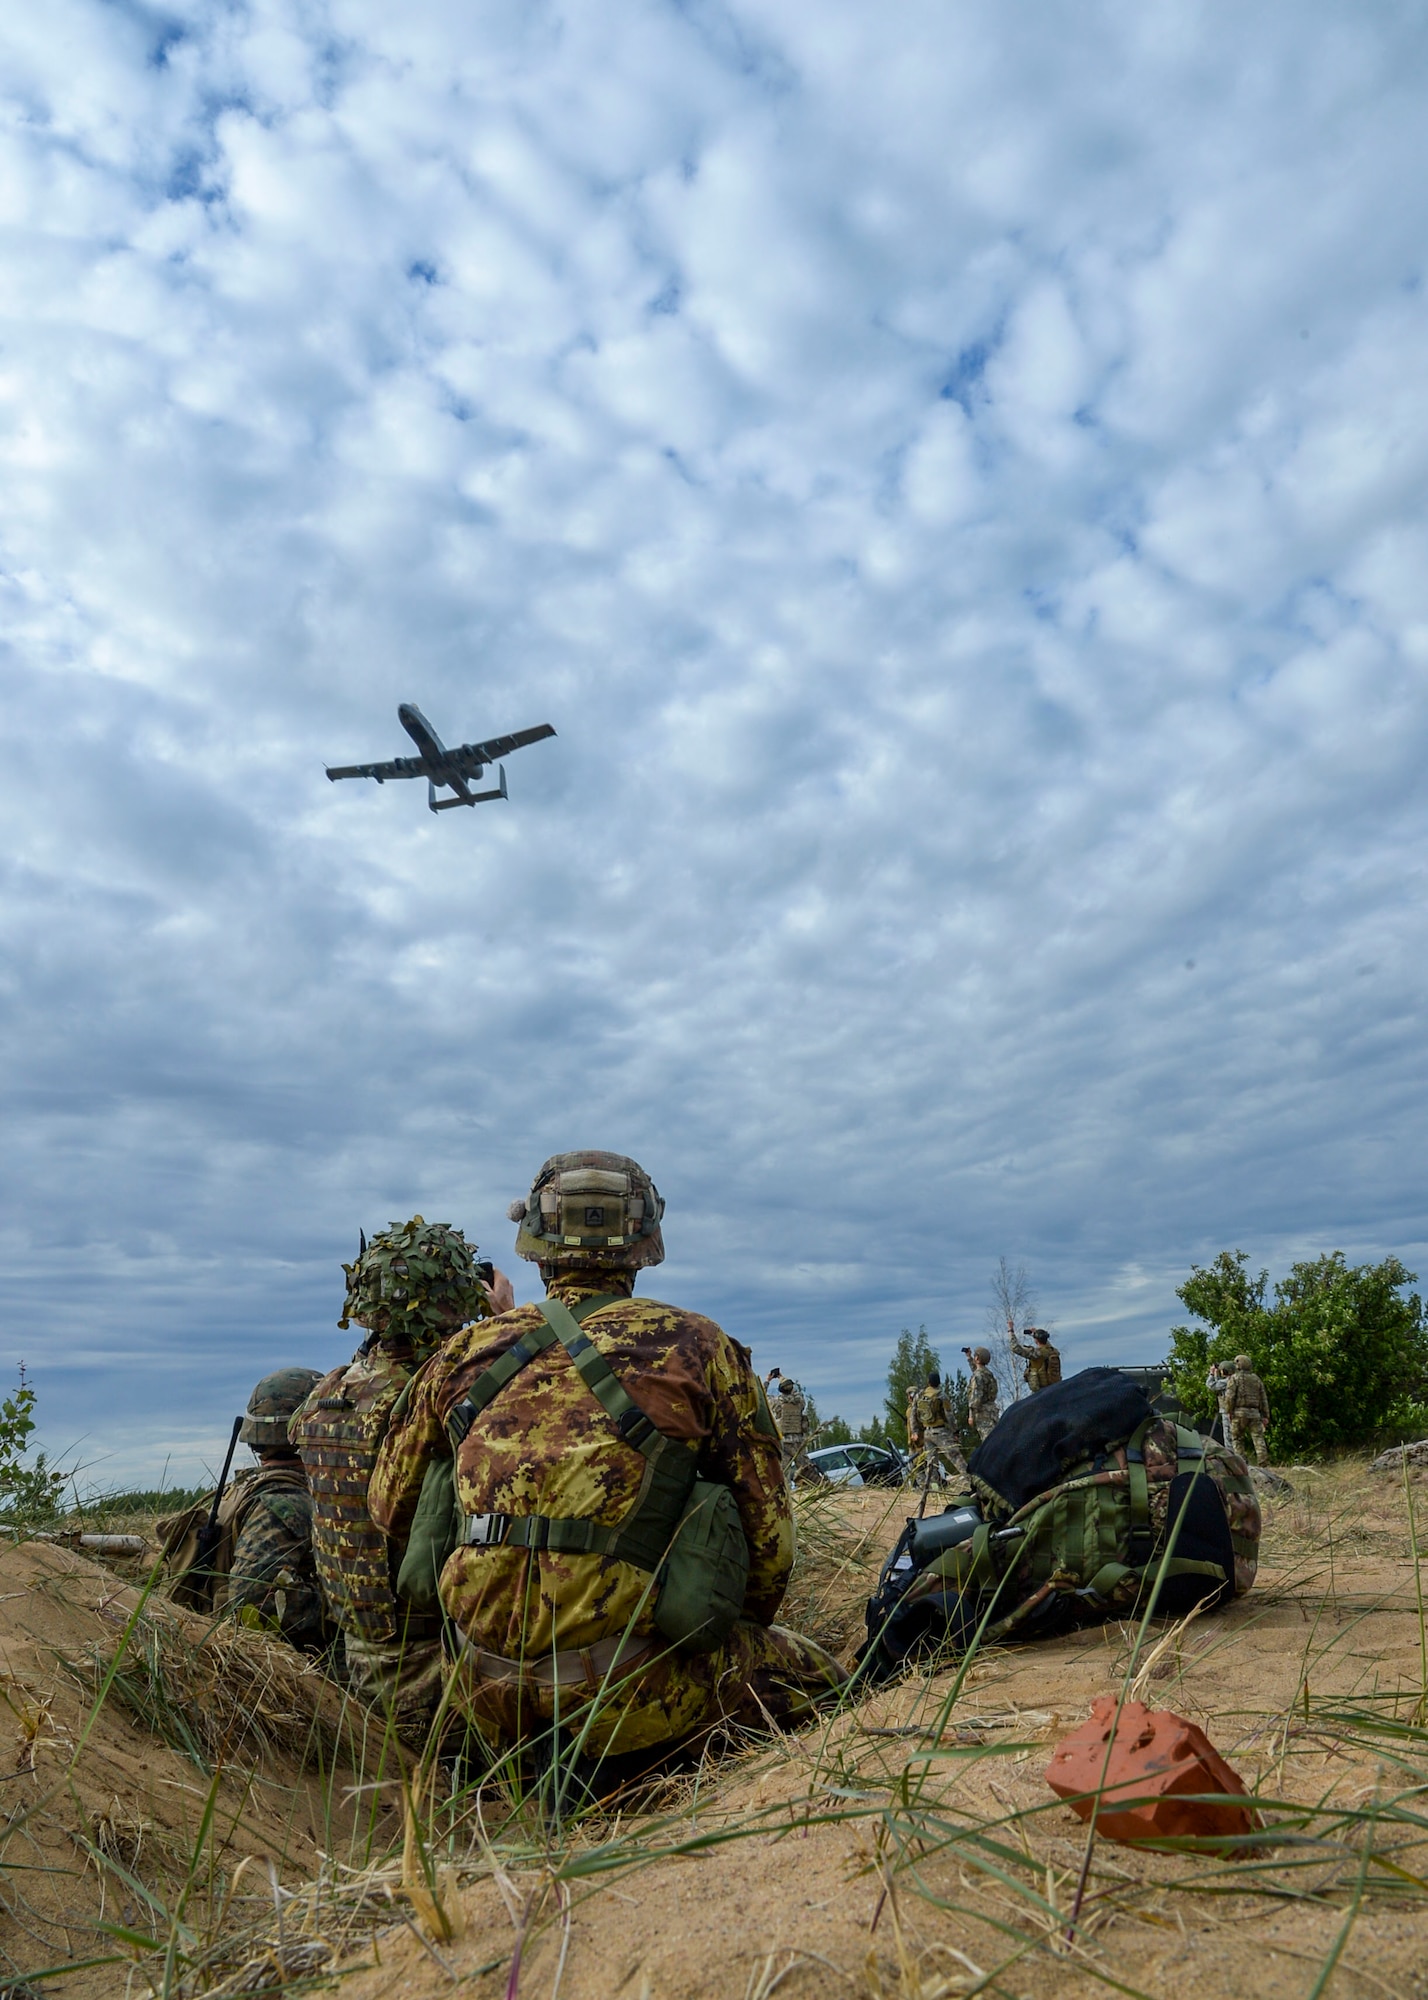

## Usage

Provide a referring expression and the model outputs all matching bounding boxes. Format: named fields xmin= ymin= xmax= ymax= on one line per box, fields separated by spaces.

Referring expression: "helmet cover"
xmin=1235 ymin=1353 xmax=1252 ymax=1369
xmin=972 ymin=1346 xmax=992 ymax=1366
xmin=339 ymin=1214 xmax=491 ymax=1354
xmin=508 ymin=1152 xmax=665 ymax=1270
xmin=241 ymin=1366 xmax=324 ymax=1449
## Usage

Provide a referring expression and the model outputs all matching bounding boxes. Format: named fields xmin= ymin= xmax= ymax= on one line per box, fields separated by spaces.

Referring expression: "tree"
xmin=1167 ymin=1249 xmax=1428 ymax=1457
xmin=0 ymin=1366 xmax=66 ymax=1522
xmin=884 ymin=1326 xmax=941 ymax=1450
xmin=819 ymin=1414 xmax=854 ymax=1446
xmin=985 ymin=1258 xmax=1038 ymax=1404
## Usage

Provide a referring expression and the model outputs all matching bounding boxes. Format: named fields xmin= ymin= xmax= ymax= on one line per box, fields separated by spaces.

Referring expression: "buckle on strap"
xmin=464 ymin=1513 xmax=513 ymax=1547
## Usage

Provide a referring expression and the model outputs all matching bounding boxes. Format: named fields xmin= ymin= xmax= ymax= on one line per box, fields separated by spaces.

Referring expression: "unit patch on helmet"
xmin=511 ymin=1152 xmax=666 ymax=1269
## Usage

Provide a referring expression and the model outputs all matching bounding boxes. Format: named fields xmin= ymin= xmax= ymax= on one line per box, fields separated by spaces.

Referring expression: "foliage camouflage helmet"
xmin=507 ymin=1152 xmax=665 ymax=1269
xmin=339 ymin=1215 xmax=491 ymax=1351
xmin=240 ymin=1367 xmax=324 ymax=1450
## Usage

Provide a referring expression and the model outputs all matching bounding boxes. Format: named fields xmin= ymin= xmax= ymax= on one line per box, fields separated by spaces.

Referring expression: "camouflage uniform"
xmin=1224 ymin=1358 xmax=1271 ymax=1466
xmin=229 ymin=1475 xmax=329 ymax=1653
xmin=1011 ymin=1332 xmax=1062 ymax=1392
xmin=158 ymin=1368 xmax=328 ymax=1655
xmin=771 ymin=1380 xmax=808 ymax=1479
xmin=913 ymin=1383 xmax=964 ymax=1481
xmin=292 ymin=1216 xmax=494 ymax=1744
xmin=370 ymin=1154 xmax=843 ymax=1764
xmin=967 ymin=1359 xmax=1000 ymax=1442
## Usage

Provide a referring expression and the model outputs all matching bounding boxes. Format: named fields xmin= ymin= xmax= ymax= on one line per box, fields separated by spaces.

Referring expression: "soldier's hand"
xmin=486 ymin=1267 xmax=516 ymax=1313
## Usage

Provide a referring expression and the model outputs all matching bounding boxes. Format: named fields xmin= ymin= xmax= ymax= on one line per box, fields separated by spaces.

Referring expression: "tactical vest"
xmin=157 ymin=1463 xmax=307 ymax=1612
xmin=296 ymin=1347 xmax=417 ymax=1645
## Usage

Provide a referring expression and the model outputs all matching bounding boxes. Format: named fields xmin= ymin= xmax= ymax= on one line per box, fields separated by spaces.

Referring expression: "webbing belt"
xmin=446 ymin=1294 xmax=697 ymax=1574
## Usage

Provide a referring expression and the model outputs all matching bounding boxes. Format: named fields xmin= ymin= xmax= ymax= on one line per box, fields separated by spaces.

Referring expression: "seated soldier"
xmin=369 ymin=1151 xmax=844 ymax=1785
xmin=159 ymin=1369 xmax=328 ymax=1655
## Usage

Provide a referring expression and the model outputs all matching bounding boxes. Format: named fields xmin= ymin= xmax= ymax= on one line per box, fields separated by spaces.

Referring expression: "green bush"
xmin=0 ymin=1365 xmax=67 ymax=1522
xmin=1167 ymin=1249 xmax=1428 ymax=1458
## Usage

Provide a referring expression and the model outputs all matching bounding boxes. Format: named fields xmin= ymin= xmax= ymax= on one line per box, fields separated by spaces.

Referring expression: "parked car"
xmin=803 ymin=1441 xmax=910 ymax=1488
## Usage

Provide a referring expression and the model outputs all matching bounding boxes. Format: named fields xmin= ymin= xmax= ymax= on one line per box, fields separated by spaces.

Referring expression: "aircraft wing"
xmin=325 ymin=755 xmax=425 ymax=783
xmin=448 ymin=723 xmax=556 ymax=777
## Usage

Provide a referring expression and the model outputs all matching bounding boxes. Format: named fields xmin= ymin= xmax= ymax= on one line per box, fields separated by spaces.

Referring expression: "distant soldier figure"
xmin=772 ymin=1377 xmax=808 ymax=1478
xmin=905 ymin=1383 xmax=923 ymax=1469
xmin=914 ymin=1373 xmax=965 ymax=1483
xmin=1011 ymin=1327 xmax=1062 ymax=1393
xmin=1206 ymin=1359 xmax=1233 ymax=1449
xmin=292 ymin=1216 xmax=500 ymax=1743
xmin=965 ymin=1347 xmax=1001 ymax=1441
xmin=159 ymin=1368 xmax=328 ymax=1655
xmin=1223 ymin=1354 xmax=1271 ymax=1466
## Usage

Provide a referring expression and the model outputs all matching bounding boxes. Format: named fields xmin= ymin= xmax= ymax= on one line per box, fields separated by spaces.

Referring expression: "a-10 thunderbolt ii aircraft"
xmin=325 ymin=703 xmax=556 ymax=813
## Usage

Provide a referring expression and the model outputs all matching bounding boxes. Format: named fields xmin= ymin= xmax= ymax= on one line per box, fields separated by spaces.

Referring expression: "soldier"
xmin=159 ymin=1369 xmax=328 ymax=1655
xmin=1010 ymin=1327 xmax=1062 ymax=1392
xmin=1206 ymin=1359 xmax=1233 ymax=1448
xmin=292 ymin=1216 xmax=500 ymax=1744
xmin=369 ymin=1151 xmax=845 ymax=1785
xmin=1223 ymin=1353 xmax=1271 ymax=1466
xmin=913 ymin=1372 xmax=965 ymax=1483
xmin=771 ymin=1377 xmax=808 ymax=1479
xmin=965 ymin=1346 xmax=1000 ymax=1442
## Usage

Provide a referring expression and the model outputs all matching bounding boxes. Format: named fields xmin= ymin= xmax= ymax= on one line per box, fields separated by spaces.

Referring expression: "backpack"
xmin=396 ymin=1294 xmax=751 ymax=1654
xmin=157 ymin=1465 xmax=307 ymax=1612
xmin=860 ymin=1368 xmax=1260 ymax=1679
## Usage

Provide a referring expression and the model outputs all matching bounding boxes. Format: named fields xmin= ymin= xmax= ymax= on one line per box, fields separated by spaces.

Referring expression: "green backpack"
xmin=397 ymin=1295 xmax=750 ymax=1654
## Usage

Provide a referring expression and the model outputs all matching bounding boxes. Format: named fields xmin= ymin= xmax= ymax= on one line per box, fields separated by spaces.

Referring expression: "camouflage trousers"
xmin=448 ymin=1619 xmax=846 ymax=1761
xmin=970 ymin=1409 xmax=999 ymax=1443
xmin=342 ymin=1626 xmax=446 ymax=1749
xmin=1230 ymin=1415 xmax=1269 ymax=1467
xmin=919 ymin=1426 xmax=966 ymax=1482
xmin=780 ymin=1436 xmax=809 ymax=1479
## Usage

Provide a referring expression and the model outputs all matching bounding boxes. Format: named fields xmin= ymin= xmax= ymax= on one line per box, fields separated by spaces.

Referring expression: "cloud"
xmin=2 ymin=0 xmax=1427 ymax=1482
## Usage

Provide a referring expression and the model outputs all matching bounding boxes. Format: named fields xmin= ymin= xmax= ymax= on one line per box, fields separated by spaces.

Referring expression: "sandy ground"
xmin=333 ymin=1469 xmax=1428 ymax=2000
xmin=0 ymin=1537 xmax=395 ymax=1996
xmin=2 ymin=1462 xmax=1424 ymax=1998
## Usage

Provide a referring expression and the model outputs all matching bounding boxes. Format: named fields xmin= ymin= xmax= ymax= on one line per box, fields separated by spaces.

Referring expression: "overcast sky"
xmin=4 ymin=1 xmax=1427 ymax=1488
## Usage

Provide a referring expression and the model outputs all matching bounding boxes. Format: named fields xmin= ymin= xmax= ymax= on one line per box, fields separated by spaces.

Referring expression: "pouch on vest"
xmin=654 ymin=1477 xmax=750 ymax=1651
xmin=396 ymin=1455 xmax=464 ymax=1615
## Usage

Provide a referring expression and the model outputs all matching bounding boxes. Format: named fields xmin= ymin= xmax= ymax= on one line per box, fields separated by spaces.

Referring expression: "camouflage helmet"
xmin=972 ymin=1345 xmax=992 ymax=1366
xmin=241 ymin=1367 xmax=323 ymax=1450
xmin=507 ymin=1152 xmax=665 ymax=1269
xmin=339 ymin=1215 xmax=491 ymax=1352
xmin=1235 ymin=1353 xmax=1252 ymax=1369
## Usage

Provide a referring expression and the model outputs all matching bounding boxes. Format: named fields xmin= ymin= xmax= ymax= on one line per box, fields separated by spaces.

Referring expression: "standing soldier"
xmin=370 ymin=1151 xmax=844 ymax=1787
xmin=1206 ymin=1359 xmax=1233 ymax=1448
xmin=965 ymin=1347 xmax=1001 ymax=1442
xmin=771 ymin=1377 xmax=808 ymax=1480
xmin=1223 ymin=1354 xmax=1271 ymax=1466
xmin=904 ymin=1382 xmax=923 ymax=1478
xmin=913 ymin=1372 xmax=965 ymax=1484
xmin=1010 ymin=1327 xmax=1062 ymax=1393
xmin=159 ymin=1369 xmax=328 ymax=1655
xmin=292 ymin=1216 xmax=499 ymax=1744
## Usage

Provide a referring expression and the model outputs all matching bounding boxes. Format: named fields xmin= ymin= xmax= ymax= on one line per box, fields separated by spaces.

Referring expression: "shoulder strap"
xmin=446 ymin=1295 xmax=616 ymax=1447
xmin=445 ymin=1294 xmax=699 ymax=1574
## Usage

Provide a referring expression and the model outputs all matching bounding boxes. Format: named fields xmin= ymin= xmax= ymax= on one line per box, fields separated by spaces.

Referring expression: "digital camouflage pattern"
xmin=228 ymin=1477 xmax=329 ymax=1654
xmin=158 ymin=1464 xmax=320 ymax=1641
xmin=370 ymin=1272 xmax=842 ymax=1756
xmin=1011 ymin=1335 xmax=1062 ymax=1391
